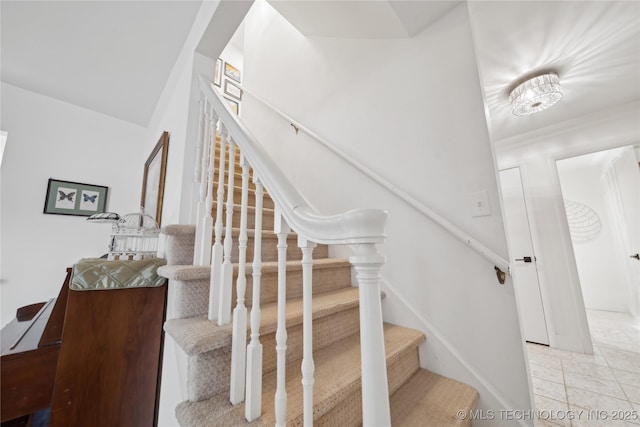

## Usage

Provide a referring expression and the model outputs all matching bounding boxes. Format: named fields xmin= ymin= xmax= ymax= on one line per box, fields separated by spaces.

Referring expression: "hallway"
xmin=527 ymin=309 xmax=640 ymax=426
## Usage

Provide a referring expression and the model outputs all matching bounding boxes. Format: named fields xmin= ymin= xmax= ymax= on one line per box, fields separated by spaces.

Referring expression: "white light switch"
xmin=469 ymin=190 xmax=491 ymax=217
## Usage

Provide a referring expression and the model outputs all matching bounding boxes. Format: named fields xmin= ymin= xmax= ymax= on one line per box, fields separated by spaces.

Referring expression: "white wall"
xmin=240 ymin=2 xmax=530 ymax=422
xmin=496 ymin=101 xmax=640 ymax=353
xmin=557 ymin=150 xmax=631 ymax=313
xmin=0 ymin=82 xmax=147 ymax=327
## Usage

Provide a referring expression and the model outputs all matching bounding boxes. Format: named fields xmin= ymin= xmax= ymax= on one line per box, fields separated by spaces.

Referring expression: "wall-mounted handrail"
xmin=241 ymin=87 xmax=511 ymax=275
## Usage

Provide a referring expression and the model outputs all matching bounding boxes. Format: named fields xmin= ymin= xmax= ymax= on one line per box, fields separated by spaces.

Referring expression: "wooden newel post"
xmin=350 ymin=243 xmax=391 ymax=427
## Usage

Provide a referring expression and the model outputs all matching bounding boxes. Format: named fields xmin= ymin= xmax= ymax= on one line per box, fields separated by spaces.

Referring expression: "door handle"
xmin=515 ymin=256 xmax=534 ymax=263
xmin=631 ymin=253 xmax=640 ymax=260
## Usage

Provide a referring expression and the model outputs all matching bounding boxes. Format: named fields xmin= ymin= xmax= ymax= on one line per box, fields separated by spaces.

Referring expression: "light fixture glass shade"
xmin=509 ymin=72 xmax=563 ymax=116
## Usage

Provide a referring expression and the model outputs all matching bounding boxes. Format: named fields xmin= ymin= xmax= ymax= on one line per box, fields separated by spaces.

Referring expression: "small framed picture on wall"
xmin=224 ymin=97 xmax=239 ymax=115
xmin=213 ymin=58 xmax=222 ymax=87
xmin=224 ymin=62 xmax=241 ymax=83
xmin=224 ymin=80 xmax=242 ymax=100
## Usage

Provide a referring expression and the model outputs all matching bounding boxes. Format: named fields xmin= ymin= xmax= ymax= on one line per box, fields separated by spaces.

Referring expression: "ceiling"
xmin=270 ymin=0 xmax=640 ymax=143
xmin=468 ymin=1 xmax=640 ymax=143
xmin=1 ymin=0 xmax=638 ymax=142
xmin=1 ymin=0 xmax=202 ymax=127
xmin=268 ymin=0 xmax=461 ymax=38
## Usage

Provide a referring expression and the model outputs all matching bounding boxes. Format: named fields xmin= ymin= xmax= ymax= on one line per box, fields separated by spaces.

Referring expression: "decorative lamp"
xmin=509 ymin=72 xmax=563 ymax=116
xmin=86 ymin=212 xmax=121 ymax=224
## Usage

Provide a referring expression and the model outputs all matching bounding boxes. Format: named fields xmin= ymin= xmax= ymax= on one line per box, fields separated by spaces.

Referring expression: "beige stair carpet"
xmin=163 ymin=138 xmax=479 ymax=425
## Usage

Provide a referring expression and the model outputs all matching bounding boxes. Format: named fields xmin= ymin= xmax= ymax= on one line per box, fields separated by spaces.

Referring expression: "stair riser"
xmin=211 ymin=183 xmax=275 ymax=210
xmin=186 ymin=306 xmax=361 ymax=403
xmin=173 ymin=277 xmax=210 ymax=319
xmin=162 ymin=228 xmax=328 ymax=265
xmin=261 ymin=306 xmax=360 ymax=376
xmin=213 ymin=204 xmax=275 ymax=231
xmin=173 ymin=264 xmax=352 ymax=319
xmin=164 ymin=232 xmax=196 ymax=266
xmin=227 ymin=234 xmax=329 ymax=263
xmin=187 ymin=346 xmax=231 ymax=402
xmin=239 ymin=264 xmax=351 ymax=307
xmin=209 ymin=169 xmax=273 ymax=203
xmin=313 ymin=347 xmax=421 ymax=427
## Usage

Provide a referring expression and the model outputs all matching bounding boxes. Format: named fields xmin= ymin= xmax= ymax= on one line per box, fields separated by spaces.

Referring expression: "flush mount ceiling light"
xmin=509 ymin=72 xmax=563 ymax=116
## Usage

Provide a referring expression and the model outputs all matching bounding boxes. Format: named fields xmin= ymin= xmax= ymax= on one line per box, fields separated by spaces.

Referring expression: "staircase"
xmin=158 ymin=137 xmax=479 ymax=425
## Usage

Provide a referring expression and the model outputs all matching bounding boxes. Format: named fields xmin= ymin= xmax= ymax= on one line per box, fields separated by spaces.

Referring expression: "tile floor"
xmin=527 ymin=309 xmax=640 ymax=427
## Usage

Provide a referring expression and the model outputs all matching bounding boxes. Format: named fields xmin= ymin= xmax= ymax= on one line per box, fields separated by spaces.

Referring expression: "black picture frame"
xmin=43 ymin=178 xmax=109 ymax=216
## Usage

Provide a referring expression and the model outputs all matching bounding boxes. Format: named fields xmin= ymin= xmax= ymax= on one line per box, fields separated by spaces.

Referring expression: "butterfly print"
xmin=58 ymin=191 xmax=75 ymax=201
xmin=83 ymin=194 xmax=97 ymax=203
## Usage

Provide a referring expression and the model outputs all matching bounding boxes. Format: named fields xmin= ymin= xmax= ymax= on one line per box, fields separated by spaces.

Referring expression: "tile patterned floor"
xmin=527 ymin=309 xmax=640 ymax=426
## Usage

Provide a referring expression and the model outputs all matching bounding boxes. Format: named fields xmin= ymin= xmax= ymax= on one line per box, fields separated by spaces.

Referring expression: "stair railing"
xmin=241 ymin=87 xmax=511 ymax=281
xmin=192 ymin=75 xmax=390 ymax=426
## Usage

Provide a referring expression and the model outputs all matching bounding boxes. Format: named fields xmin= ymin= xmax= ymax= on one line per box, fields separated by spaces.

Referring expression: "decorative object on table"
xmin=106 ymin=210 xmax=159 ymax=260
xmin=224 ymin=61 xmax=241 ymax=83
xmin=225 ymin=97 xmax=239 ymax=115
xmin=43 ymin=178 xmax=108 ymax=216
xmin=223 ymin=79 xmax=242 ymax=100
xmin=141 ymin=131 xmax=169 ymax=226
xmin=213 ymin=58 xmax=222 ymax=87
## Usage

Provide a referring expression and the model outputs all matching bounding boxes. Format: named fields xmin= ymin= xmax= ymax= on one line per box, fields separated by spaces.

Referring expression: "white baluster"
xmin=198 ymin=108 xmax=217 ymax=266
xmin=350 ymin=244 xmax=391 ymax=426
xmin=298 ymin=236 xmax=316 ymax=427
xmin=218 ymin=140 xmax=236 ymax=325
xmin=191 ymin=93 xmax=205 ymax=224
xmin=208 ymin=127 xmax=227 ymax=321
xmin=230 ymin=153 xmax=249 ymax=404
xmin=245 ymin=177 xmax=264 ymax=422
xmin=193 ymin=98 xmax=210 ymax=264
xmin=274 ymin=210 xmax=290 ymax=427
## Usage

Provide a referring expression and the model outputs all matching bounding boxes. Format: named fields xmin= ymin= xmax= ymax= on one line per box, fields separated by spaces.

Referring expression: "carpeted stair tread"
xmin=165 ymin=287 xmax=360 ymax=356
xmin=157 ymin=264 xmax=211 ymax=281
xmin=249 ymin=257 xmax=349 ymax=274
xmin=389 ymin=369 xmax=479 ymax=427
xmin=158 ymin=258 xmax=350 ymax=282
xmin=175 ymin=323 xmax=425 ymax=427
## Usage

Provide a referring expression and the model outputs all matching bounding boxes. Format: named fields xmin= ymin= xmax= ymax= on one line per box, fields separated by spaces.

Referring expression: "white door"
xmin=604 ymin=147 xmax=640 ymax=317
xmin=500 ymin=167 xmax=550 ymax=345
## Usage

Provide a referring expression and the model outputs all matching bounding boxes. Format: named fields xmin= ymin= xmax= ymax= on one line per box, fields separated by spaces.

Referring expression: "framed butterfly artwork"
xmin=43 ymin=178 xmax=109 ymax=216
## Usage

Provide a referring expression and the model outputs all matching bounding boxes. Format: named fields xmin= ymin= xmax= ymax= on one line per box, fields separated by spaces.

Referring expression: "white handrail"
xmin=241 ymin=87 xmax=511 ymax=274
xmin=199 ymin=76 xmax=388 ymax=245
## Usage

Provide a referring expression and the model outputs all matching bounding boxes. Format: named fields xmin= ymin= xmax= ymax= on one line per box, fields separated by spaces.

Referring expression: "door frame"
xmin=601 ymin=147 xmax=640 ymax=317
xmin=566 ymin=145 xmax=640 ymax=318
xmin=499 ymin=165 xmax=557 ymax=347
